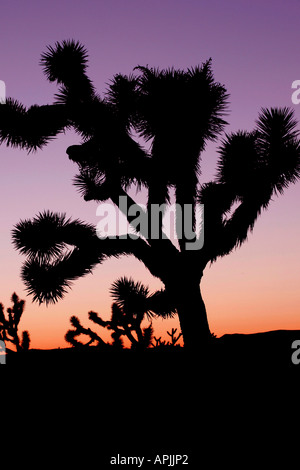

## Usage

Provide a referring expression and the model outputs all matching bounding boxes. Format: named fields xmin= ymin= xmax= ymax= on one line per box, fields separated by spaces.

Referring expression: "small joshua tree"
xmin=64 ymin=313 xmax=108 ymax=349
xmin=65 ymin=276 xmax=174 ymax=350
xmin=65 ymin=307 xmax=153 ymax=350
xmin=0 ymin=293 xmax=30 ymax=352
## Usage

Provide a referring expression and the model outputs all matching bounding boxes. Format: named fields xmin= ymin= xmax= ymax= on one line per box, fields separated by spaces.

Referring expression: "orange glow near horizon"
xmin=3 ymin=180 xmax=300 ymax=351
xmin=8 ymin=197 xmax=300 ymax=351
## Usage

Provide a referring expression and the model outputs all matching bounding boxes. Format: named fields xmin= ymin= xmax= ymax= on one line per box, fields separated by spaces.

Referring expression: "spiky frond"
xmin=255 ymin=107 xmax=300 ymax=194
xmin=216 ymin=131 xmax=261 ymax=196
xmin=110 ymin=276 xmax=176 ymax=320
xmin=12 ymin=211 xmax=96 ymax=263
xmin=130 ymin=61 xmax=229 ymax=236
xmin=202 ymin=107 xmax=300 ymax=263
xmin=110 ymin=276 xmax=150 ymax=316
xmin=134 ymin=60 xmax=228 ymax=159
xmin=13 ymin=210 xmax=153 ymax=304
xmin=198 ymin=181 xmax=237 ymax=218
xmin=19 ymin=241 xmax=115 ymax=304
xmin=256 ymin=107 xmax=299 ymax=148
xmin=13 ymin=212 xmax=105 ymax=304
xmin=106 ymin=73 xmax=139 ymax=129
xmin=147 ymin=289 xmax=177 ymax=319
xmin=73 ymin=169 xmax=109 ymax=201
xmin=41 ymin=40 xmax=95 ymax=107
xmin=0 ymin=99 xmax=68 ymax=151
xmin=20 ymin=248 xmax=99 ymax=304
xmin=68 ymin=130 xmax=151 ymax=197
xmin=41 ymin=40 xmax=89 ymax=83
xmin=216 ymin=108 xmax=300 ymax=200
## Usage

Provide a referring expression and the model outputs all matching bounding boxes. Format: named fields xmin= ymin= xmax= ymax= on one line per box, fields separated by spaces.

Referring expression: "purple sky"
xmin=1 ymin=0 xmax=300 ymax=348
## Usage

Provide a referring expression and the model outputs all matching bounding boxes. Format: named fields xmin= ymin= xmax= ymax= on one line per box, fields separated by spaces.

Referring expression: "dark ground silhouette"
xmin=5 ymin=329 xmax=300 ymax=373
xmin=4 ymin=328 xmax=298 ymax=469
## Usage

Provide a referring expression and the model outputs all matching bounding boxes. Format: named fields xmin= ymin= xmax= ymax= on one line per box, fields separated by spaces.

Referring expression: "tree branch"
xmin=0 ymin=101 xmax=69 ymax=151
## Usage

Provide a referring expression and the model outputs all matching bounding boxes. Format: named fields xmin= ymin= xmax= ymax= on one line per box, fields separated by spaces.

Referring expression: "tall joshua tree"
xmin=1 ymin=40 xmax=300 ymax=350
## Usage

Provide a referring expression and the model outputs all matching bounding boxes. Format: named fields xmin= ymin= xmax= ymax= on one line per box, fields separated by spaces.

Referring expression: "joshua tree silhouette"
xmin=0 ymin=293 xmax=30 ymax=352
xmin=1 ymin=40 xmax=300 ymax=351
xmin=65 ymin=276 xmax=175 ymax=350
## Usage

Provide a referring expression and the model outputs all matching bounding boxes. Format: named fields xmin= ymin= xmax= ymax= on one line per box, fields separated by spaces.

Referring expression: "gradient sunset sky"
xmin=1 ymin=0 xmax=300 ymax=349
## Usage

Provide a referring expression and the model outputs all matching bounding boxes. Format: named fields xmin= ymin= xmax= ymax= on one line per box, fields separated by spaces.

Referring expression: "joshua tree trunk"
xmin=172 ymin=277 xmax=211 ymax=352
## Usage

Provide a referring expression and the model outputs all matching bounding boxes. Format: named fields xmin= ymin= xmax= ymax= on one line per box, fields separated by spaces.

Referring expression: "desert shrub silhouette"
xmin=0 ymin=293 xmax=30 ymax=352
xmin=65 ymin=276 xmax=175 ymax=350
